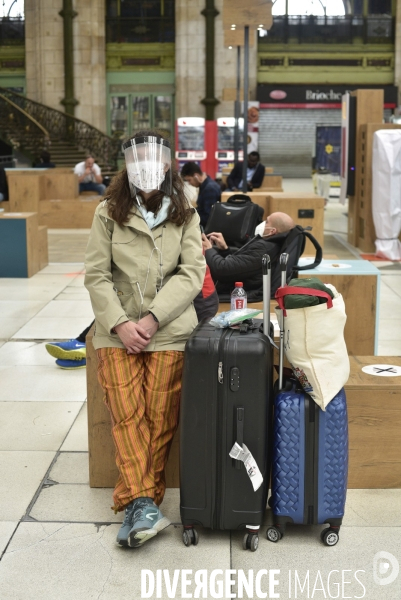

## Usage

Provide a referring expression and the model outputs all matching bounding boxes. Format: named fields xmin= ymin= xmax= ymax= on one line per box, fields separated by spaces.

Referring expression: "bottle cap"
xmin=235 ymin=282 xmax=243 ymax=287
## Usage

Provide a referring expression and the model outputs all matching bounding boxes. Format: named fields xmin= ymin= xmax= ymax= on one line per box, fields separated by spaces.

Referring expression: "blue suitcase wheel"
xmin=321 ymin=528 xmax=339 ymax=546
xmin=182 ymin=528 xmax=199 ymax=547
xmin=266 ymin=526 xmax=283 ymax=543
xmin=243 ymin=533 xmax=259 ymax=552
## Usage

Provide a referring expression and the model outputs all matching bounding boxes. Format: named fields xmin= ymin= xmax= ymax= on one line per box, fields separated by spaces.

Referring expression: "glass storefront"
xmin=109 ymin=93 xmax=173 ymax=141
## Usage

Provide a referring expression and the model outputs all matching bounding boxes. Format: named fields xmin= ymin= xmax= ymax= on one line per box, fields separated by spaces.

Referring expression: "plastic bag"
xmin=209 ymin=308 xmax=262 ymax=329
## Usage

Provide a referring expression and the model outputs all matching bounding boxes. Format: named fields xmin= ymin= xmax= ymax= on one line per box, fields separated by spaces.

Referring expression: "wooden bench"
xmin=86 ymin=327 xmax=180 ymax=488
xmin=345 ymin=356 xmax=401 ymax=488
xmin=7 ymin=169 xmax=79 ymax=212
xmin=39 ymin=197 xmax=101 ymax=228
xmin=0 ymin=212 xmax=48 ymax=277
xmin=298 ymin=259 xmax=380 ymax=356
xmin=221 ymin=166 xmax=274 ymax=187
xmin=6 ymin=169 xmax=102 ymax=228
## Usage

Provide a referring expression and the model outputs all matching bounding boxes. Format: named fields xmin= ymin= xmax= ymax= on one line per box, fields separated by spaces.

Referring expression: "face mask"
xmin=255 ymin=221 xmax=266 ymax=237
xmin=127 ymin=161 xmax=166 ymax=193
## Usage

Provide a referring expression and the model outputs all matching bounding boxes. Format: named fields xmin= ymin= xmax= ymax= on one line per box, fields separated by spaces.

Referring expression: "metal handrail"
xmin=0 ymin=87 xmax=120 ymax=169
xmin=0 ymin=93 xmax=50 ymax=159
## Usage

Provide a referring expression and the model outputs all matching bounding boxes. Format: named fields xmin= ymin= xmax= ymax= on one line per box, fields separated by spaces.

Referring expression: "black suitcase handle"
xmin=235 ymin=407 xmax=244 ymax=470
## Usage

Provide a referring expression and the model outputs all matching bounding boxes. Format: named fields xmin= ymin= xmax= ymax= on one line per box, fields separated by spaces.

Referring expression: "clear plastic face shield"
xmin=123 ymin=136 xmax=172 ymax=196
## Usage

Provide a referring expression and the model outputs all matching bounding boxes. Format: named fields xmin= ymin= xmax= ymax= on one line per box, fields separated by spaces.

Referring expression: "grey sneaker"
xmin=128 ymin=498 xmax=171 ymax=548
xmin=116 ymin=501 xmax=136 ymax=547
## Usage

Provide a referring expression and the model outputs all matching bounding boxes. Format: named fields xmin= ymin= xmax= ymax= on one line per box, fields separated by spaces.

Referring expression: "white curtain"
xmin=372 ymin=130 xmax=401 ymax=260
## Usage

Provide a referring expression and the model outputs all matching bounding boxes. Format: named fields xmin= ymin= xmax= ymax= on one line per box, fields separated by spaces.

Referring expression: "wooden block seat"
xmin=0 ymin=212 xmax=46 ymax=277
xmin=39 ymin=197 xmax=101 ymax=228
xmin=7 ymin=169 xmax=80 ymax=213
xmin=86 ymin=327 xmax=180 ymax=488
xmin=345 ymin=356 xmax=401 ymax=488
xmin=298 ymin=259 xmax=380 ymax=356
xmin=221 ymin=167 xmax=274 ymax=186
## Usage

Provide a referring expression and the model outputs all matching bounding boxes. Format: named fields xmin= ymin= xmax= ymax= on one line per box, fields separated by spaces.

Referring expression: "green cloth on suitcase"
xmin=284 ymin=277 xmax=334 ymax=309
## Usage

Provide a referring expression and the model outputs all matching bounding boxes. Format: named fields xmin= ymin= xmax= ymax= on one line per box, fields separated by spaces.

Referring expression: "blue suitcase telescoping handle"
xmin=278 ymin=253 xmax=289 ymax=390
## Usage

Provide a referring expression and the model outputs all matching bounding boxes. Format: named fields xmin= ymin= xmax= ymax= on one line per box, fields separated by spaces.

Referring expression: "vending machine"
xmin=215 ymin=117 xmax=244 ymax=176
xmin=175 ymin=117 xmax=207 ymax=172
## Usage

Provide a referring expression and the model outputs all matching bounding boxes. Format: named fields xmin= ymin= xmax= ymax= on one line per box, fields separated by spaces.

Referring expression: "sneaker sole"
xmin=128 ymin=516 xmax=171 ymax=548
xmin=56 ymin=363 xmax=86 ymax=370
xmin=45 ymin=344 xmax=86 ymax=361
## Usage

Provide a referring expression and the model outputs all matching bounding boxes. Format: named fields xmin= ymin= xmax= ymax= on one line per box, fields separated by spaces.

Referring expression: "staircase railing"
xmin=0 ymin=93 xmax=50 ymax=160
xmin=0 ymin=87 xmax=120 ymax=170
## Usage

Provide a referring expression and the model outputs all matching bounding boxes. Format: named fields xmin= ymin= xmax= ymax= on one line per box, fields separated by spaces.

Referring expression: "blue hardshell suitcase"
xmin=267 ymin=254 xmax=349 ymax=547
xmin=268 ymin=383 xmax=348 ymax=545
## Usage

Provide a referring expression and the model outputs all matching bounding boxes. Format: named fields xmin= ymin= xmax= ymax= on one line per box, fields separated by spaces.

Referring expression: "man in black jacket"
xmin=227 ymin=151 xmax=265 ymax=191
xmin=181 ymin=161 xmax=221 ymax=227
xmin=201 ymin=212 xmax=295 ymax=302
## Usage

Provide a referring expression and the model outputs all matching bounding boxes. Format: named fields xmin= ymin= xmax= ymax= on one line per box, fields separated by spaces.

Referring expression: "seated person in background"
xmin=45 ymin=323 xmax=91 ymax=369
xmin=201 ymin=212 xmax=295 ymax=302
xmin=34 ymin=150 xmax=56 ymax=169
xmin=227 ymin=151 xmax=265 ymax=192
xmin=181 ymin=161 xmax=221 ymax=228
xmin=193 ymin=263 xmax=219 ymax=322
xmin=74 ymin=155 xmax=106 ymax=196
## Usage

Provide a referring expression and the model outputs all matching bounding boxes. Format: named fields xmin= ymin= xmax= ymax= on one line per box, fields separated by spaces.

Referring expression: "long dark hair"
xmin=106 ymin=129 xmax=193 ymax=227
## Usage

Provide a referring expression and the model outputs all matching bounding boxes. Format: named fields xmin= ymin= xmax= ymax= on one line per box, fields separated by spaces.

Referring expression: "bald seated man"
xmin=201 ymin=212 xmax=295 ymax=302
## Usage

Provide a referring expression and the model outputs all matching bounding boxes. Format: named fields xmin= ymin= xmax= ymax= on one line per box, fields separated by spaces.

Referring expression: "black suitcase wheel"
xmin=243 ymin=533 xmax=259 ymax=552
xmin=182 ymin=528 xmax=198 ymax=547
xmin=266 ymin=526 xmax=283 ymax=543
xmin=321 ymin=528 xmax=339 ymax=547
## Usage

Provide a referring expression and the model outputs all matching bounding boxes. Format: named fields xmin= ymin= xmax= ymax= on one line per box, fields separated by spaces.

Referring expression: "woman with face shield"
xmin=84 ymin=131 xmax=205 ymax=549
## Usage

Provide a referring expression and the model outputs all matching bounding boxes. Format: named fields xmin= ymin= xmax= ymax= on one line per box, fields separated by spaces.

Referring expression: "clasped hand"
xmin=114 ymin=314 xmax=159 ymax=354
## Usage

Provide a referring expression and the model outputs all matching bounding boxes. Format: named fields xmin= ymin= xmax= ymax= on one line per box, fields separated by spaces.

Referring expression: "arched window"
xmin=2 ymin=0 xmax=24 ymax=18
xmin=272 ymin=0 xmax=346 ymax=15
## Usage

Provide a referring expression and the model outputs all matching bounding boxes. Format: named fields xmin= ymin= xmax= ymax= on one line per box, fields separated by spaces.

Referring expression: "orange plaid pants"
xmin=97 ymin=348 xmax=184 ymax=511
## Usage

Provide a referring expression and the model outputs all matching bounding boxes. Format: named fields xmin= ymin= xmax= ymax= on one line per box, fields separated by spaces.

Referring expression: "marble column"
xmin=25 ymin=0 xmax=106 ymax=132
xmin=73 ymin=0 xmax=106 ymax=132
xmin=175 ymin=0 xmax=258 ymax=119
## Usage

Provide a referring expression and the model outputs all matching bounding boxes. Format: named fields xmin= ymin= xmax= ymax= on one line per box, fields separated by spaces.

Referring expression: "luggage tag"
xmin=229 ymin=442 xmax=263 ymax=491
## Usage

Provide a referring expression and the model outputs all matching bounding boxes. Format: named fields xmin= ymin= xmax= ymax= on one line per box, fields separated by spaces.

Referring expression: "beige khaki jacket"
xmin=84 ymin=201 xmax=206 ymax=351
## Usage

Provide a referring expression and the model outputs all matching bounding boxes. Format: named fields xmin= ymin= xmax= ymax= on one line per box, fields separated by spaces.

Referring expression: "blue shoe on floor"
xmin=46 ymin=339 xmax=86 ymax=360
xmin=116 ymin=502 xmax=136 ymax=547
xmin=128 ymin=498 xmax=170 ymax=548
xmin=55 ymin=358 xmax=86 ymax=370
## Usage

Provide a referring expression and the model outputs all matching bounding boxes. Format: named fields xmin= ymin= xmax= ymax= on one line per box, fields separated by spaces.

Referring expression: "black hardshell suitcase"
xmin=204 ymin=194 xmax=264 ymax=246
xmin=180 ymin=257 xmax=274 ymax=551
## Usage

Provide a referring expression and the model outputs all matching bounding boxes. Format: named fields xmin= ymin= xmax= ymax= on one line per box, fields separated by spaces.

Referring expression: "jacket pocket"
xmin=161 ymin=303 xmax=198 ymax=344
xmin=113 ymin=280 xmax=140 ymax=319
